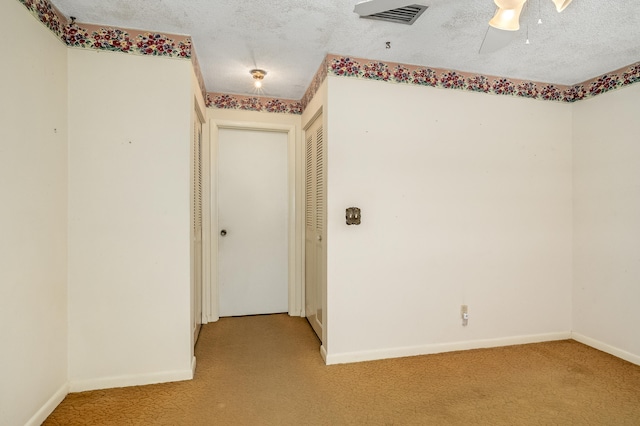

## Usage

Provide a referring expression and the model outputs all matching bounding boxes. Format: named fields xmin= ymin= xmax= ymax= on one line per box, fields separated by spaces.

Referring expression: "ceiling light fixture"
xmin=489 ymin=0 xmax=526 ymax=31
xmin=250 ymin=69 xmax=267 ymax=89
xmin=481 ymin=0 xmax=573 ymax=54
xmin=488 ymin=0 xmax=572 ymax=32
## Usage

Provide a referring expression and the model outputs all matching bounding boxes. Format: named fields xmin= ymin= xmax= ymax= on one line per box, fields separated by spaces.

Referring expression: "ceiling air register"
xmin=354 ymin=0 xmax=428 ymax=25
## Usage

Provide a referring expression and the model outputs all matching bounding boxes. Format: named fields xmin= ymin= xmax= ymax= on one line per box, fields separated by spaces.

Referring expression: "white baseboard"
xmin=320 ymin=345 xmax=327 ymax=363
xmin=25 ymin=382 xmax=69 ymax=426
xmin=69 ymin=368 xmax=194 ymax=393
xmin=203 ymin=314 xmax=219 ymax=323
xmin=571 ymin=332 xmax=640 ymax=366
xmin=192 ymin=356 xmax=197 ymax=376
xmin=324 ymin=332 xmax=571 ymax=365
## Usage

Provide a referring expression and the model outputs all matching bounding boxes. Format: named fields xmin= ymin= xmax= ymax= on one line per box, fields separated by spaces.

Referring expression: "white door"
xmin=305 ymin=114 xmax=325 ymax=341
xmin=218 ymin=128 xmax=288 ymax=317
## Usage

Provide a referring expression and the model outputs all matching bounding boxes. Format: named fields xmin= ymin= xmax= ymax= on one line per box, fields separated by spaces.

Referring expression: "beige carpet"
xmin=46 ymin=314 xmax=640 ymax=425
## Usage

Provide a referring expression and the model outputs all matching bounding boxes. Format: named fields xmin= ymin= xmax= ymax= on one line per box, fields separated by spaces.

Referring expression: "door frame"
xmin=207 ymin=119 xmax=301 ymax=321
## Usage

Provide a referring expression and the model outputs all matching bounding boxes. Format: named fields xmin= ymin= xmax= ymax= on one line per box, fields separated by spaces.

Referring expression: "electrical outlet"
xmin=461 ymin=305 xmax=469 ymax=326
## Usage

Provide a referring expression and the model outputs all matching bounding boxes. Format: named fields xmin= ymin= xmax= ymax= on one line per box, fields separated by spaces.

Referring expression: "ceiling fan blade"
xmin=552 ymin=0 xmax=573 ymax=12
xmin=479 ymin=26 xmax=517 ymax=54
xmin=489 ymin=2 xmax=526 ymax=31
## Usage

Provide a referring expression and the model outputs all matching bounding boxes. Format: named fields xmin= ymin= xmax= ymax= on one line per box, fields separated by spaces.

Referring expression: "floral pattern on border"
xmin=588 ymin=74 xmax=620 ymax=96
xmin=20 ymin=0 xmax=63 ymax=36
xmin=16 ymin=0 xmax=640 ymax=115
xmin=301 ymin=56 xmax=328 ymax=111
xmin=330 ymin=57 xmax=362 ymax=77
xmin=136 ymin=33 xmax=176 ymax=56
xmin=622 ymin=65 xmax=640 ymax=85
xmin=362 ymin=62 xmax=391 ymax=81
xmin=393 ymin=65 xmax=411 ymax=83
xmin=17 ymin=0 xmax=194 ymax=60
xmin=191 ymin=50 xmax=206 ymax=99
xmin=265 ymin=99 xmax=289 ymax=114
xmin=516 ymin=82 xmax=538 ymax=99
xmin=564 ymin=85 xmax=587 ymax=103
xmin=207 ymin=93 xmax=303 ymax=115
xmin=540 ymin=85 xmax=562 ymax=101
xmin=326 ymin=55 xmax=640 ymax=106
xmin=59 ymin=22 xmax=192 ymax=59
xmin=412 ymin=68 xmax=438 ymax=87
xmin=92 ymin=28 xmax=134 ymax=53
xmin=240 ymin=97 xmax=263 ymax=111
xmin=63 ymin=24 xmax=91 ymax=48
xmin=211 ymin=94 xmax=239 ymax=110
xmin=467 ymin=75 xmax=491 ymax=93
xmin=440 ymin=71 xmax=465 ymax=90
xmin=288 ymin=102 xmax=304 ymax=115
xmin=492 ymin=78 xmax=516 ymax=96
xmin=178 ymin=40 xmax=192 ymax=58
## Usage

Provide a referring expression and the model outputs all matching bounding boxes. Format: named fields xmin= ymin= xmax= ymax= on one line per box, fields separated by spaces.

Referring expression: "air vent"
xmin=354 ymin=0 xmax=429 ymax=25
xmin=360 ymin=5 xmax=428 ymax=25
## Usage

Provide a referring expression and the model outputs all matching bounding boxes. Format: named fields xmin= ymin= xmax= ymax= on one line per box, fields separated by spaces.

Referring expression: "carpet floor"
xmin=45 ymin=314 xmax=640 ymax=425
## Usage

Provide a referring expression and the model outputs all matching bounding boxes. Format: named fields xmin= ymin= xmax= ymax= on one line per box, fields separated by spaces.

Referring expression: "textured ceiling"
xmin=50 ymin=0 xmax=640 ymax=100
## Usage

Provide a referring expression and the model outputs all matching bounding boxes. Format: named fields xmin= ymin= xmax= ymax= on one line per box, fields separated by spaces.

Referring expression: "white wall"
xmin=325 ymin=77 xmax=573 ymax=363
xmin=67 ymin=49 xmax=194 ymax=390
xmin=572 ymin=84 xmax=640 ymax=364
xmin=0 ymin=1 xmax=69 ymax=425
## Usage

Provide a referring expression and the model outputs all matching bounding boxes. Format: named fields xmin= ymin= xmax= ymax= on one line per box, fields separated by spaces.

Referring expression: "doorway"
xmin=208 ymin=120 xmax=302 ymax=321
xmin=217 ymin=128 xmax=288 ymax=316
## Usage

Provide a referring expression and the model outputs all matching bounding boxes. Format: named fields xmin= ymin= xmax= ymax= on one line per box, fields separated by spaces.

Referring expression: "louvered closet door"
xmin=192 ymin=116 xmax=203 ymax=344
xmin=305 ymin=114 xmax=325 ymax=341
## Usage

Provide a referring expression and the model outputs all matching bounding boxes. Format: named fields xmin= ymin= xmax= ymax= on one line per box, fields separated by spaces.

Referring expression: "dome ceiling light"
xmin=250 ymin=69 xmax=267 ymax=89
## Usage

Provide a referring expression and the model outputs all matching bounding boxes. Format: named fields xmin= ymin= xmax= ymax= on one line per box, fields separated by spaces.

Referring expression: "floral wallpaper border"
xmin=63 ymin=22 xmax=192 ymax=59
xmin=206 ymin=58 xmax=327 ymax=115
xmin=19 ymin=0 xmax=640 ymax=115
xmin=300 ymin=56 xmax=329 ymax=111
xmin=206 ymin=93 xmax=303 ymax=115
xmin=19 ymin=0 xmax=193 ymax=59
xmin=326 ymin=54 xmax=640 ymax=104
xmin=18 ymin=0 xmax=64 ymax=38
xmin=18 ymin=0 xmax=207 ymax=96
xmin=206 ymin=55 xmax=640 ymax=114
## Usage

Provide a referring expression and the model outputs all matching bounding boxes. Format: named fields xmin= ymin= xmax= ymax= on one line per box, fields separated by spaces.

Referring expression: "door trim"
xmin=207 ymin=120 xmax=301 ymax=321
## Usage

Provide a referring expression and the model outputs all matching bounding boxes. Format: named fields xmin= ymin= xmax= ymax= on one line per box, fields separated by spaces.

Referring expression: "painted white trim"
xmin=69 ymin=368 xmax=193 ymax=393
xmin=192 ymin=356 xmax=197 ymax=376
xmin=320 ymin=345 xmax=328 ymax=363
xmin=25 ymin=382 xmax=69 ymax=426
xmin=208 ymin=120 xmax=303 ymax=319
xmin=571 ymin=332 xmax=640 ymax=366
xmin=203 ymin=313 xmax=219 ymax=323
xmin=324 ymin=332 xmax=571 ymax=365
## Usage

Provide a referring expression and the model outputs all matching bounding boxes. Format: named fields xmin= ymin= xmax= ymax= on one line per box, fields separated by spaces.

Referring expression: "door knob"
xmin=220 ymin=229 xmax=227 ymax=236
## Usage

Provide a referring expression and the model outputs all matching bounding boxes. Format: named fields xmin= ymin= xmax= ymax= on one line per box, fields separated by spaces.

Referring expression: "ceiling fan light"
xmin=489 ymin=4 xmax=525 ymax=31
xmin=493 ymin=0 xmax=526 ymax=9
xmin=551 ymin=0 xmax=573 ymax=12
